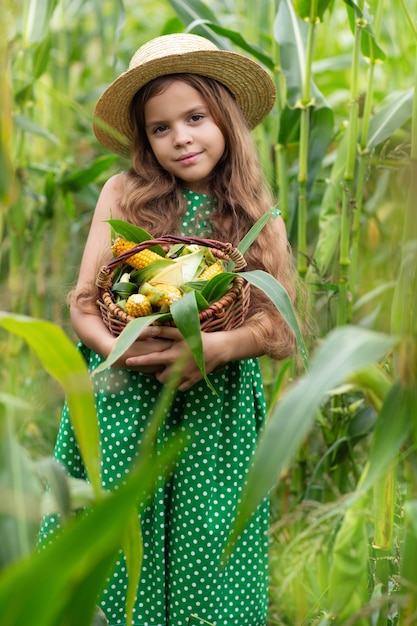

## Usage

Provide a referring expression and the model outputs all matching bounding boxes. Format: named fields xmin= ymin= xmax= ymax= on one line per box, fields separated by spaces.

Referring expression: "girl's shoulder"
xmin=101 ymin=171 xmax=130 ymax=195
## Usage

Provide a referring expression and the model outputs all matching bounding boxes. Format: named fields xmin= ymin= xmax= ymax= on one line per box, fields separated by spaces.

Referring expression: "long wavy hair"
xmin=76 ymin=74 xmax=298 ymax=359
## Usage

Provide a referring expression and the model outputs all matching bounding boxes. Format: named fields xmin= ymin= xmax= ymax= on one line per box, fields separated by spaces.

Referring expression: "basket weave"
xmin=95 ymin=234 xmax=250 ymax=337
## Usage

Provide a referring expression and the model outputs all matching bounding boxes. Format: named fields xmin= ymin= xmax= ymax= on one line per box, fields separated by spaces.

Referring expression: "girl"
xmin=40 ymin=33 xmax=297 ymax=626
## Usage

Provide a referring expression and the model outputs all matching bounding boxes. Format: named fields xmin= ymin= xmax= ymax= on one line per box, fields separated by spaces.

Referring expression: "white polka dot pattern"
xmin=39 ymin=190 xmax=270 ymax=626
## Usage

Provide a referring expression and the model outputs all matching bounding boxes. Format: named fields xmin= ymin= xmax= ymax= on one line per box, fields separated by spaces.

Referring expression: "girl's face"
xmin=144 ymin=80 xmax=226 ymax=194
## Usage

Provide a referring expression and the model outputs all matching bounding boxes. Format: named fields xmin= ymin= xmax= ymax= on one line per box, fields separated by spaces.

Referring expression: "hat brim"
xmin=93 ymin=49 xmax=276 ymax=157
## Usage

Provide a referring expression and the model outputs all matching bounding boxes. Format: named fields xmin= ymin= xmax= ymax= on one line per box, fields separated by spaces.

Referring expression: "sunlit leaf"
xmin=22 ymin=0 xmax=60 ymax=44
xmin=0 ymin=314 xmax=101 ymax=495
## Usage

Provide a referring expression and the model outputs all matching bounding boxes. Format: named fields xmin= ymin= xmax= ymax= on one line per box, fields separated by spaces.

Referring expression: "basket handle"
xmin=97 ymin=235 xmax=247 ymax=279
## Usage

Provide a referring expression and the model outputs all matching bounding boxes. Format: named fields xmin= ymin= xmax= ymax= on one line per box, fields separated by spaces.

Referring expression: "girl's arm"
xmin=70 ymin=173 xmax=173 ymax=371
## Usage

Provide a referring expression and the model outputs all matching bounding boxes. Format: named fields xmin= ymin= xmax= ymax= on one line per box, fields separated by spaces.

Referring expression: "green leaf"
xmin=345 ymin=2 xmax=386 ymax=62
xmin=194 ymin=290 xmax=211 ymax=311
xmin=13 ymin=114 xmax=59 ymax=145
xmin=367 ymin=88 xmax=414 ymax=150
xmin=92 ymin=314 xmax=166 ymax=374
xmin=200 ymin=272 xmax=234 ymax=303
xmin=238 ymin=207 xmax=281 ymax=256
xmin=106 ymin=220 xmax=166 ymax=256
xmin=328 ymin=493 xmax=369 ymax=623
xmin=0 ymin=435 xmax=43 ymax=566
xmin=227 ymin=326 xmax=396 ymax=554
xmin=306 ymin=130 xmax=348 ymax=278
xmin=168 ymin=0 xmax=231 ymax=48
xmin=0 ymin=314 xmax=101 ymax=495
xmin=170 ymin=292 xmax=216 ymax=393
xmin=22 ymin=0 xmax=60 ymax=44
xmin=60 ymin=155 xmax=118 ymax=192
xmin=360 ymin=382 xmax=416 ymax=491
xmin=122 ymin=510 xmax=143 ymax=626
xmin=0 ymin=434 xmax=182 ymax=626
xmin=293 ymin=0 xmax=332 ymax=22
xmin=239 ymin=270 xmax=309 ymax=368
xmin=130 ymin=259 xmax=175 ymax=284
xmin=112 ymin=282 xmax=137 ymax=298
xmin=195 ymin=22 xmax=275 ymax=70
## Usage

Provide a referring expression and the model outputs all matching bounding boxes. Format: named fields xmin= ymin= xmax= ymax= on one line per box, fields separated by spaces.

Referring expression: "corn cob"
xmin=141 ymin=282 xmax=183 ymax=309
xmin=125 ymin=293 xmax=153 ymax=317
xmin=198 ymin=261 xmax=224 ymax=281
xmin=154 ymin=283 xmax=182 ymax=308
xmin=112 ymin=237 xmax=164 ymax=269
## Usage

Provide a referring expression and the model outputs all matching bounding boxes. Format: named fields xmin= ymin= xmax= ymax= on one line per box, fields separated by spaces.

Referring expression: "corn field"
xmin=1 ymin=0 xmax=417 ymax=624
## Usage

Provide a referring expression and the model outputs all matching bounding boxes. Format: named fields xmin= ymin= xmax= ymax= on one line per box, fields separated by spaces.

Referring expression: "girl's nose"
xmin=173 ymin=125 xmax=192 ymax=147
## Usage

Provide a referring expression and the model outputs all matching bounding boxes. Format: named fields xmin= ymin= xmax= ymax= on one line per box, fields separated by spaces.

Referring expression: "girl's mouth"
xmin=176 ymin=152 xmax=201 ymax=165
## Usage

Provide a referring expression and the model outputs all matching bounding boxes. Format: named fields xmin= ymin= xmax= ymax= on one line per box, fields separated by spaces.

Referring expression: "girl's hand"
xmin=124 ymin=326 xmax=228 ymax=391
xmin=114 ymin=333 xmax=174 ymax=374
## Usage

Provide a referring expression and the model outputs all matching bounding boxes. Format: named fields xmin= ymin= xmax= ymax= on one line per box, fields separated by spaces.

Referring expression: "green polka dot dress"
xmin=39 ymin=189 xmax=269 ymax=626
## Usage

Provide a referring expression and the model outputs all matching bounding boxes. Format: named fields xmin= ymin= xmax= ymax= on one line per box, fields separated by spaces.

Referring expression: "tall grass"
xmin=1 ymin=0 xmax=417 ymax=624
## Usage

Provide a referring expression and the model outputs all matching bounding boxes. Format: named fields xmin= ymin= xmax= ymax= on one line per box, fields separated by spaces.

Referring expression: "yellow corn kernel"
xmin=111 ymin=237 xmax=163 ymax=269
xmin=151 ymin=283 xmax=183 ymax=308
xmin=125 ymin=293 xmax=153 ymax=317
xmin=198 ymin=261 xmax=224 ymax=281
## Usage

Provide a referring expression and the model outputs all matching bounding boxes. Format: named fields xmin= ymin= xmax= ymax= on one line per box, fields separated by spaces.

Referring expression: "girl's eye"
xmin=153 ymin=125 xmax=168 ymax=134
xmin=189 ymin=113 xmax=204 ymax=122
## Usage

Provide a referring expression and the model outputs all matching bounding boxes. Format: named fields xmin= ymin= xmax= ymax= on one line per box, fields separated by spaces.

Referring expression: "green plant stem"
xmin=349 ymin=0 xmax=384 ymax=320
xmin=391 ymin=42 xmax=417 ymax=341
xmin=297 ymin=13 xmax=316 ymax=277
xmin=337 ymin=4 xmax=364 ymax=326
xmin=272 ymin=0 xmax=290 ymax=222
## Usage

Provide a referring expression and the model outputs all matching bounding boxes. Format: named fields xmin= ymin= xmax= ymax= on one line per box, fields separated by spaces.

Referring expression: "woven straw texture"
xmin=93 ymin=33 xmax=276 ymax=157
xmin=95 ymin=235 xmax=251 ymax=337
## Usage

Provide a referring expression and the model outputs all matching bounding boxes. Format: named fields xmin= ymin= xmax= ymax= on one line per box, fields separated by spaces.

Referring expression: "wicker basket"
xmin=95 ymin=234 xmax=251 ymax=337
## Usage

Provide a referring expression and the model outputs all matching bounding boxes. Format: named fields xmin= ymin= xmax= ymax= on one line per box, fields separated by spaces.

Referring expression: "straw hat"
xmin=93 ymin=33 xmax=276 ymax=157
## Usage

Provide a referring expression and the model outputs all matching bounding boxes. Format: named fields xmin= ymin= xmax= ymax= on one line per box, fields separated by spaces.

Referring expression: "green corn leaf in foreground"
xmin=0 ymin=436 xmax=182 ymax=626
xmin=226 ymin=326 xmax=396 ymax=555
xmin=0 ymin=313 xmax=101 ymax=496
